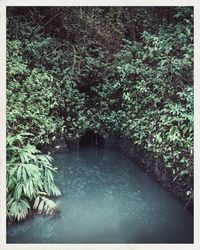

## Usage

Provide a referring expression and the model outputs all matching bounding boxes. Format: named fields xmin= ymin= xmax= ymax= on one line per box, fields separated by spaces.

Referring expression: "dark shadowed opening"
xmin=79 ymin=130 xmax=104 ymax=148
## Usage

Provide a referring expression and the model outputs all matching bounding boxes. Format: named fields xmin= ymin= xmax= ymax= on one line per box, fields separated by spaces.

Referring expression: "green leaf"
xmin=17 ymin=166 xmax=22 ymax=181
xmin=38 ymin=200 xmax=44 ymax=213
xmin=33 ymin=196 xmax=40 ymax=210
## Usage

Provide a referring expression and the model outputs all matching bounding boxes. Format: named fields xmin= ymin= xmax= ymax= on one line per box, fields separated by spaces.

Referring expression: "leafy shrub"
xmin=7 ymin=133 xmax=61 ymax=221
xmin=7 ymin=24 xmax=86 ymax=146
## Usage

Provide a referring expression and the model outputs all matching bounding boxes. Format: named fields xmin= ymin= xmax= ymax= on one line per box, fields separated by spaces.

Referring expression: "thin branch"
xmin=31 ymin=8 xmax=65 ymax=37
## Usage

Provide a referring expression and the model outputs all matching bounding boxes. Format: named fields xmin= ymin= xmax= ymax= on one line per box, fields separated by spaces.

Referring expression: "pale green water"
xmin=7 ymin=147 xmax=193 ymax=243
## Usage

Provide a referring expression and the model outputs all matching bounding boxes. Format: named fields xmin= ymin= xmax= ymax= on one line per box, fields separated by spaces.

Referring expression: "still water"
xmin=7 ymin=147 xmax=193 ymax=243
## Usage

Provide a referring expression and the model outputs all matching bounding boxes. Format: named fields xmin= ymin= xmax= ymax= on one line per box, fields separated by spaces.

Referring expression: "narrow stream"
xmin=7 ymin=147 xmax=193 ymax=243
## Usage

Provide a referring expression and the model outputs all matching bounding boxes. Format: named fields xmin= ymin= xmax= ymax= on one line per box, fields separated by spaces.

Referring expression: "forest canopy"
xmin=7 ymin=7 xmax=193 ymax=221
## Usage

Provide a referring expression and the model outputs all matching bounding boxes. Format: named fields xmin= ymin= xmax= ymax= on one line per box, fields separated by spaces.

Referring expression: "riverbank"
xmin=105 ymin=136 xmax=193 ymax=209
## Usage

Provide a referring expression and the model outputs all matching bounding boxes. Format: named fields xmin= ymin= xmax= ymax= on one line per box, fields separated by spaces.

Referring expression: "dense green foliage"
xmin=7 ymin=7 xmax=193 ymax=220
xmin=7 ymin=133 xmax=60 ymax=221
xmin=96 ymin=14 xmax=193 ymax=175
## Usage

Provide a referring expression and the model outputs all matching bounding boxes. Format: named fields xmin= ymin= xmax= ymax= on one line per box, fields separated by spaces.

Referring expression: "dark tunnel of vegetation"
xmin=79 ymin=130 xmax=104 ymax=148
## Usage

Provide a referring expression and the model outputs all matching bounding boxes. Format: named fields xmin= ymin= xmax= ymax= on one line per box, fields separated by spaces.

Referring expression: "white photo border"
xmin=0 ymin=1 xmax=199 ymax=249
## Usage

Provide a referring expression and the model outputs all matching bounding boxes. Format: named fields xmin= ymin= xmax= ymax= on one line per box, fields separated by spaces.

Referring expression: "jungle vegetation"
xmin=7 ymin=7 xmax=193 ymax=221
